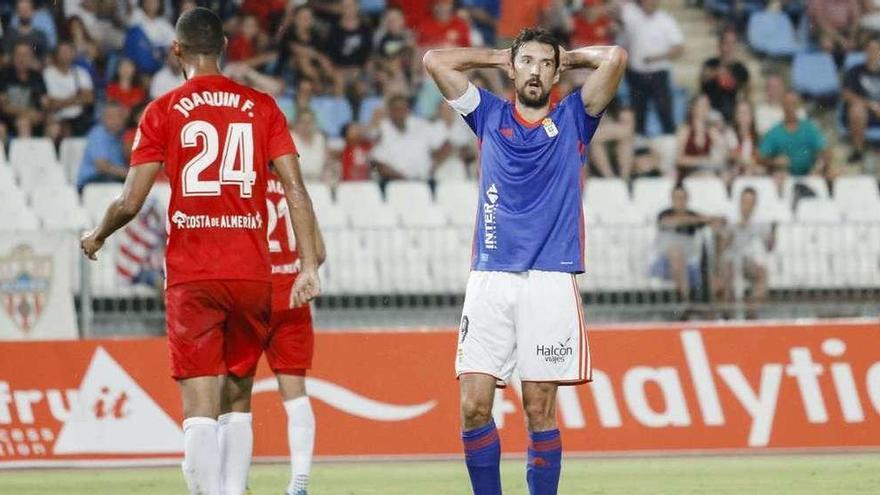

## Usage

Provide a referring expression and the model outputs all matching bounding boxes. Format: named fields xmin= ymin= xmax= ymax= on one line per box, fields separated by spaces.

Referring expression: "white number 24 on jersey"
xmin=181 ymin=121 xmax=256 ymax=197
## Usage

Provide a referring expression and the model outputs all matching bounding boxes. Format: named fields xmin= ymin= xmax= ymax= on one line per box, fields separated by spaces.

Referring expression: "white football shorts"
xmin=455 ymin=270 xmax=591 ymax=386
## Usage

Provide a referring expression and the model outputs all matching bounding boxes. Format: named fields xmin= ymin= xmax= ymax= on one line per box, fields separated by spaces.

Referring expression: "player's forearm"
xmin=283 ymin=180 xmax=320 ymax=271
xmin=423 ymin=48 xmax=508 ymax=72
xmin=562 ymin=45 xmax=624 ymax=71
xmin=93 ymin=195 xmax=139 ymax=242
xmin=423 ymin=48 xmax=508 ymax=99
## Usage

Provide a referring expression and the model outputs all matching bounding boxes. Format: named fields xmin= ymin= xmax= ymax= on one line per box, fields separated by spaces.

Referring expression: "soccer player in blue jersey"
xmin=424 ymin=28 xmax=627 ymax=495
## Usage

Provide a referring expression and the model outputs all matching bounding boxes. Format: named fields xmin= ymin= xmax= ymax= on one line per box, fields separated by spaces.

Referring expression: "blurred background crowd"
xmin=2 ymin=0 xmax=880 ymax=327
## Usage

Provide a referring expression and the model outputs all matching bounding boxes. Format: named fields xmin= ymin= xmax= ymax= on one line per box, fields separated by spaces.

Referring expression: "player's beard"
xmin=517 ymin=79 xmax=551 ymax=109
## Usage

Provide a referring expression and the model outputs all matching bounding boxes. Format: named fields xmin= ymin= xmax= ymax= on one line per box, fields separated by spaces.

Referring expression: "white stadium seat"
xmin=0 ymin=164 xmax=17 ymax=189
xmin=833 ymin=175 xmax=880 ymax=214
xmin=335 ymin=181 xmax=383 ymax=213
xmin=585 ymin=178 xmax=630 ymax=217
xmin=349 ymin=204 xmax=398 ymax=228
xmin=795 ymin=198 xmax=841 ymax=223
xmin=632 ymin=177 xmax=674 ymax=221
xmin=385 ymin=181 xmax=433 ymax=215
xmin=596 ymin=206 xmax=646 ymax=225
xmin=683 ymin=176 xmax=730 ymax=216
xmin=30 ymin=184 xmax=89 ymax=230
xmin=9 ymin=137 xmax=58 ymax=172
xmin=0 ymin=185 xmax=28 ymax=211
xmin=0 ymin=205 xmax=39 ymax=230
xmin=436 ymin=180 xmax=478 ymax=227
xmin=59 ymin=137 xmax=87 ymax=184
xmin=305 ymin=181 xmax=333 ymax=212
xmin=315 ymin=204 xmax=349 ymax=229
xmin=400 ymin=203 xmax=447 ymax=227
xmin=18 ymin=163 xmax=67 ymax=192
xmin=82 ymin=183 xmax=124 ymax=222
xmin=784 ymin=176 xmax=829 ymax=201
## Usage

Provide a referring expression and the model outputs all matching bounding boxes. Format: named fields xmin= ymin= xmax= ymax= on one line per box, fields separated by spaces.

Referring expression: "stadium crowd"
xmin=2 ymin=0 xmax=879 ymax=311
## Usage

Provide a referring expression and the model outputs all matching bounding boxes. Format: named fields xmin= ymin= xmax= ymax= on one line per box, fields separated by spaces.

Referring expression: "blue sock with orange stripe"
xmin=462 ymin=420 xmax=502 ymax=495
xmin=526 ymin=429 xmax=562 ymax=495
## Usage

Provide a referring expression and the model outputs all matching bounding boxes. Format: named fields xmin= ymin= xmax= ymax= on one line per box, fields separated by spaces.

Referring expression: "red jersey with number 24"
xmin=130 ymin=74 xmax=297 ymax=287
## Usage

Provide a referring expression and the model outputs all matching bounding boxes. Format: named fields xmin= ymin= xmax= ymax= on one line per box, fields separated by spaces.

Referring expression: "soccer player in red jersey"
xmin=220 ymin=168 xmax=326 ymax=495
xmin=80 ymin=8 xmax=320 ymax=495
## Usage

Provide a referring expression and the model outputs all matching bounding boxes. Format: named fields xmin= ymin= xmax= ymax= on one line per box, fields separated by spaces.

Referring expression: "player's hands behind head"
xmin=80 ymin=229 xmax=104 ymax=261
xmin=290 ymin=267 xmax=321 ymax=308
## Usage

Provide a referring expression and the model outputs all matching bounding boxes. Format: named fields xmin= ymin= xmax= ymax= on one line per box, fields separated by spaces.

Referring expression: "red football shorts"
xmin=265 ymin=304 xmax=314 ymax=375
xmin=165 ymin=280 xmax=271 ymax=380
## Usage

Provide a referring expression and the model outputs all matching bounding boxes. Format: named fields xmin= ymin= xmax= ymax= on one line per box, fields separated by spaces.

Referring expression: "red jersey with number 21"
xmin=265 ymin=169 xmax=301 ymax=311
xmin=130 ymin=74 xmax=297 ymax=287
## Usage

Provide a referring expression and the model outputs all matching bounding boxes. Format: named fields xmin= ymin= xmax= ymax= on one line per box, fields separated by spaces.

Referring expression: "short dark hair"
xmin=742 ymin=187 xmax=757 ymax=198
xmin=175 ymin=7 xmax=225 ymax=57
xmin=511 ymin=27 xmax=560 ymax=69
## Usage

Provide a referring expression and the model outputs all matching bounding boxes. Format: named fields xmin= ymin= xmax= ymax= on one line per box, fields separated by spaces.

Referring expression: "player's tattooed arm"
xmin=80 ymin=162 xmax=162 ymax=260
xmin=273 ymin=152 xmax=322 ymax=307
xmin=422 ymin=48 xmax=510 ymax=100
xmin=561 ymin=45 xmax=628 ymax=117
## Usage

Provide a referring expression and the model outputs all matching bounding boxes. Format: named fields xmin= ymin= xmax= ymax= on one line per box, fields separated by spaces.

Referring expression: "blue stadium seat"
xmin=311 ymin=95 xmax=353 ymax=138
xmin=747 ymin=11 xmax=800 ymax=57
xmin=791 ymin=52 xmax=840 ymax=99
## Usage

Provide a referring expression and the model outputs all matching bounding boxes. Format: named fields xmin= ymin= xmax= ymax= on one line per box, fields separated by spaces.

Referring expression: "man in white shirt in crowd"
xmin=617 ymin=0 xmax=684 ymax=136
xmin=371 ymin=94 xmax=451 ymax=182
xmin=149 ymin=52 xmax=185 ymax=99
xmin=43 ymin=41 xmax=94 ymax=136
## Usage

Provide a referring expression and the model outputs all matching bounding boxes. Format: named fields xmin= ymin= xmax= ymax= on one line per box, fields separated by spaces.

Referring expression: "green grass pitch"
xmin=2 ymin=454 xmax=879 ymax=494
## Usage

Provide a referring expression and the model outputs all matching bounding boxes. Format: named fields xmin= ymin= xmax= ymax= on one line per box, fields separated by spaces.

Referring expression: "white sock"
xmin=218 ymin=412 xmax=253 ymax=495
xmin=284 ymin=397 xmax=315 ymax=494
xmin=182 ymin=417 xmax=222 ymax=495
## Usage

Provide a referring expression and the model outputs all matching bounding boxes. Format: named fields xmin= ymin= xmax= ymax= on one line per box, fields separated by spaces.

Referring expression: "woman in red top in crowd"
xmin=676 ymin=94 xmax=724 ymax=179
xmin=106 ymin=58 xmax=146 ymax=110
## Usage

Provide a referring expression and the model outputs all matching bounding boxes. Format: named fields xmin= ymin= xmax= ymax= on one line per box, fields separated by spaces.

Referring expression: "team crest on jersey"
xmin=0 ymin=244 xmax=51 ymax=333
xmin=542 ymin=118 xmax=559 ymax=138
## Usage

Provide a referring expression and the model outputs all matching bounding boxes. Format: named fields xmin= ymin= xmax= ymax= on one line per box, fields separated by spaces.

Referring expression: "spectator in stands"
xmin=807 ymin=0 xmax=862 ymax=66
xmin=754 ymin=74 xmax=805 ymax=136
xmin=416 ymin=0 xmax=472 ymax=48
xmin=66 ymin=16 xmax=101 ymax=76
xmin=43 ymin=41 xmax=94 ymax=138
xmin=375 ymin=6 xmax=416 ymax=59
xmin=227 ymin=14 xmax=274 ymax=68
xmin=371 ymin=94 xmax=450 ymax=182
xmin=700 ymin=28 xmax=749 ymax=123
xmin=726 ymin=100 xmax=763 ymax=176
xmin=590 ymin=100 xmax=636 ymax=180
xmin=65 ymin=0 xmax=126 ymax=53
xmin=676 ymin=94 xmax=725 ymax=179
xmin=338 ymin=122 xmax=374 ymax=182
xmin=619 ymin=0 xmax=685 ymax=136
xmin=107 ymin=57 xmax=146 ymax=110
xmin=3 ymin=0 xmax=50 ymax=61
xmin=543 ymin=0 xmax=575 ymax=44
xmin=0 ymin=42 xmax=47 ymax=138
xmin=10 ymin=0 xmax=57 ymax=50
xmin=432 ymin=100 xmax=477 ymax=180
xmin=496 ymin=0 xmax=552 ymax=42
xmin=843 ymin=38 xmax=880 ymax=164
xmin=149 ymin=52 xmax=184 ymax=99
xmin=290 ymin=109 xmax=331 ymax=183
xmin=718 ymin=187 xmax=775 ymax=317
xmin=76 ymin=102 xmax=129 ymax=193
xmin=327 ymin=0 xmax=374 ymax=73
xmin=653 ymin=184 xmax=721 ymax=302
xmin=570 ymin=0 xmax=615 ymax=48
xmin=124 ymin=0 xmax=176 ymax=74
xmin=461 ymin=0 xmax=502 ymax=47
xmin=277 ymin=5 xmax=341 ymax=90
xmin=759 ymin=91 xmax=832 ymax=178
xmin=864 ymin=0 xmax=880 ymax=32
